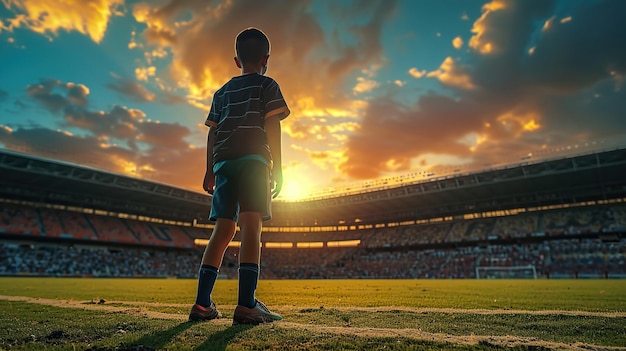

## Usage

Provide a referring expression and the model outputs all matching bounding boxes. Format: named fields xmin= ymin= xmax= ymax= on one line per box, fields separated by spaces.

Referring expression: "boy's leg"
xmin=237 ymin=211 xmax=263 ymax=308
xmin=232 ymin=211 xmax=282 ymax=325
xmin=202 ymin=218 xmax=237 ymax=267
xmin=230 ymin=160 xmax=281 ymax=324
xmin=190 ymin=218 xmax=236 ymax=321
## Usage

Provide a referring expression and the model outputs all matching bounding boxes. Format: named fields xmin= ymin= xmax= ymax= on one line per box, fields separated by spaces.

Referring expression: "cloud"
xmin=66 ymin=83 xmax=89 ymax=106
xmin=353 ymin=77 xmax=379 ymax=94
xmin=135 ymin=66 xmax=156 ymax=81
xmin=1 ymin=0 xmax=124 ymax=43
xmin=123 ymin=0 xmax=401 ymax=180
xmin=24 ymin=81 xmax=162 ymax=148
xmin=559 ymin=16 xmax=572 ymax=24
xmin=26 ymin=79 xmax=71 ymax=113
xmin=452 ymin=36 xmax=464 ymax=49
xmin=136 ymin=121 xmax=190 ymax=150
xmin=338 ymin=0 xmax=626 ymax=181
xmin=2 ymin=78 xmax=207 ymax=191
xmin=0 ymin=126 xmax=206 ymax=190
xmin=107 ymin=74 xmax=156 ymax=102
xmin=7 ymin=0 xmax=623 ymax=191
xmin=291 ymin=144 xmax=344 ymax=173
xmin=131 ymin=0 xmax=396 ymax=123
xmin=160 ymin=91 xmax=188 ymax=105
xmin=408 ymin=67 xmax=426 ymax=79
xmin=106 ymin=73 xmax=188 ymax=105
xmin=339 ymin=94 xmax=488 ymax=178
xmin=524 ymin=0 xmax=626 ymax=93
xmin=64 ymin=105 xmax=143 ymax=142
xmin=469 ymin=0 xmax=552 ymax=55
xmin=426 ymin=57 xmax=475 ymax=90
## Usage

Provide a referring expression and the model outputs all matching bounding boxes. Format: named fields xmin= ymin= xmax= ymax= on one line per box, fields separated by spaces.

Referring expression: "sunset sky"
xmin=1 ymin=0 xmax=625 ymax=200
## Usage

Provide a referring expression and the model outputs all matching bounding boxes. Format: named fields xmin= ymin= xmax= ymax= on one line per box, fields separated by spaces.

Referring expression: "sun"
xmin=277 ymin=177 xmax=313 ymax=201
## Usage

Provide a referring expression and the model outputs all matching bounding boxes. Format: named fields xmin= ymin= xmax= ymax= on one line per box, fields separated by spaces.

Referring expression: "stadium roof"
xmin=270 ymin=146 xmax=626 ymax=226
xmin=1 ymin=146 xmax=625 ymax=226
xmin=0 ymin=149 xmax=210 ymax=222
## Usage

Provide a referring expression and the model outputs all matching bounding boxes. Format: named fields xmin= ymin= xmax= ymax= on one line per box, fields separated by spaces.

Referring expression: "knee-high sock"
xmin=238 ymin=263 xmax=259 ymax=308
xmin=195 ymin=264 xmax=219 ymax=307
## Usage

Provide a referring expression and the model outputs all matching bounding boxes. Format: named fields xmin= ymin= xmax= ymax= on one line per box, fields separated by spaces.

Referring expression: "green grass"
xmin=3 ymin=278 xmax=625 ymax=311
xmin=0 ymin=278 xmax=625 ymax=350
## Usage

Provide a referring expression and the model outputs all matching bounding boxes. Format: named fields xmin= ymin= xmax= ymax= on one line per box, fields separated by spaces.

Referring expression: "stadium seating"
xmin=0 ymin=204 xmax=41 ymax=236
xmin=1 ymin=202 xmax=625 ymax=279
xmin=0 ymin=242 xmax=200 ymax=278
xmin=88 ymin=214 xmax=139 ymax=244
xmin=1 ymin=238 xmax=624 ymax=279
xmin=57 ymin=211 xmax=98 ymax=240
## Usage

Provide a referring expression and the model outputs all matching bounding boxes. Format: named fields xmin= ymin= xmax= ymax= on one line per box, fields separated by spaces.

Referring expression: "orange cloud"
xmin=542 ymin=16 xmax=556 ymax=32
xmin=427 ymin=57 xmax=475 ymax=90
xmin=496 ymin=111 xmax=542 ymax=135
xmin=135 ymin=66 xmax=156 ymax=81
xmin=353 ymin=77 xmax=379 ymax=94
xmin=452 ymin=36 xmax=464 ymax=49
xmin=3 ymin=77 xmax=209 ymax=191
xmin=2 ymin=0 xmax=124 ymax=43
xmin=469 ymin=0 xmax=507 ymax=54
xmin=339 ymin=95 xmax=485 ymax=179
xmin=408 ymin=67 xmax=427 ymax=79
xmin=131 ymin=0 xmax=395 ymax=120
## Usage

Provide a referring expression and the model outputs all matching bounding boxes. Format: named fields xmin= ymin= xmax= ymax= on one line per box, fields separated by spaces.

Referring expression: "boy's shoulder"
xmin=233 ymin=74 xmax=279 ymax=86
xmin=217 ymin=75 xmax=280 ymax=95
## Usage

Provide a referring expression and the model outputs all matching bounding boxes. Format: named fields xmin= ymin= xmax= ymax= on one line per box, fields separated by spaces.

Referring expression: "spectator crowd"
xmin=1 ymin=202 xmax=625 ymax=279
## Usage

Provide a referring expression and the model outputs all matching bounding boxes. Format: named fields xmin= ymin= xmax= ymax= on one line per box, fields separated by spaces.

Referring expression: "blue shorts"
xmin=209 ymin=158 xmax=272 ymax=222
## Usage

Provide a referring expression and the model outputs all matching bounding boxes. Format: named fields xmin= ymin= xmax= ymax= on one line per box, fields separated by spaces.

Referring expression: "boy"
xmin=189 ymin=27 xmax=289 ymax=325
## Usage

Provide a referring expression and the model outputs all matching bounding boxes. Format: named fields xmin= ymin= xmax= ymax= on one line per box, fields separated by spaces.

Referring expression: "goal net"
xmin=475 ymin=265 xmax=537 ymax=279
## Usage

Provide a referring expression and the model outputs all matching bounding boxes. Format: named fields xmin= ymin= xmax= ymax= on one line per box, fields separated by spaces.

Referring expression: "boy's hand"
xmin=271 ymin=168 xmax=283 ymax=199
xmin=203 ymin=169 xmax=215 ymax=194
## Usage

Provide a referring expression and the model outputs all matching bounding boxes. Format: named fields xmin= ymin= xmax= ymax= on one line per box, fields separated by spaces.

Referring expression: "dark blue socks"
xmin=196 ymin=263 xmax=258 ymax=309
xmin=195 ymin=264 xmax=219 ymax=307
xmin=238 ymin=263 xmax=259 ymax=308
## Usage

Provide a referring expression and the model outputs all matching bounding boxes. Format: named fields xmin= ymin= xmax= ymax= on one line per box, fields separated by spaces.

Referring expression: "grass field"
xmin=0 ymin=278 xmax=625 ymax=350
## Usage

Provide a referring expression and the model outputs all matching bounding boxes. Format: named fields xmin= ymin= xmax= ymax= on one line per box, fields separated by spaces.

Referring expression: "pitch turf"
xmin=0 ymin=278 xmax=625 ymax=350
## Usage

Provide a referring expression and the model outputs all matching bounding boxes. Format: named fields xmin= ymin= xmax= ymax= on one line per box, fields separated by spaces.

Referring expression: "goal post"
xmin=475 ymin=265 xmax=537 ymax=279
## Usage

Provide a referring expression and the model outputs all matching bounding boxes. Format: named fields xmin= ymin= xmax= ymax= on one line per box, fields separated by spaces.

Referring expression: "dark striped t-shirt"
xmin=205 ymin=74 xmax=290 ymax=165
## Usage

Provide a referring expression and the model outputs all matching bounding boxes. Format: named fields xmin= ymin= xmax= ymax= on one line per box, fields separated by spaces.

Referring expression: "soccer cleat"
xmin=188 ymin=301 xmax=221 ymax=321
xmin=232 ymin=299 xmax=282 ymax=325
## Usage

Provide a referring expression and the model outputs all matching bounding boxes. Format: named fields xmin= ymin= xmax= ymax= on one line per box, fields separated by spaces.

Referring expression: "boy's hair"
xmin=235 ymin=27 xmax=270 ymax=65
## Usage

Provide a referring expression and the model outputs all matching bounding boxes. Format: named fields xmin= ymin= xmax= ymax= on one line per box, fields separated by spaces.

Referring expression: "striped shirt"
xmin=205 ymin=74 xmax=290 ymax=165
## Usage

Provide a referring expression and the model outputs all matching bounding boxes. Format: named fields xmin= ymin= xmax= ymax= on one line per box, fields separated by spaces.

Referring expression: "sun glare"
xmin=278 ymin=177 xmax=313 ymax=201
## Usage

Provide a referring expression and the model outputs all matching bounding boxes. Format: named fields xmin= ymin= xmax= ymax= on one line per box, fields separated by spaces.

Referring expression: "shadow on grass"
xmin=194 ymin=324 xmax=254 ymax=351
xmin=119 ymin=320 xmax=253 ymax=351
xmin=123 ymin=321 xmax=196 ymax=350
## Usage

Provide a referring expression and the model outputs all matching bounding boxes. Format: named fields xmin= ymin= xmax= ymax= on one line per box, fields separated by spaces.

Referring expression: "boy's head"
xmin=235 ymin=28 xmax=270 ymax=73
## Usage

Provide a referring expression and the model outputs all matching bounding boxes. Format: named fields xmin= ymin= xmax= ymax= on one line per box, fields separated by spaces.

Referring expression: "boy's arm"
xmin=203 ymin=126 xmax=216 ymax=194
xmin=265 ymin=115 xmax=283 ymax=198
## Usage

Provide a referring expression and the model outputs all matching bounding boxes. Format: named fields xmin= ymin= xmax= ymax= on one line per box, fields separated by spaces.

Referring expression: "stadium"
xmin=2 ymin=139 xmax=625 ymax=281
xmin=2 ymin=142 xmax=626 ymax=350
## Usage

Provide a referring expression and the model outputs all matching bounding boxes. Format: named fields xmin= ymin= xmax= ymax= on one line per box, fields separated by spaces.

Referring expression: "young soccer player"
xmin=188 ymin=27 xmax=289 ymax=325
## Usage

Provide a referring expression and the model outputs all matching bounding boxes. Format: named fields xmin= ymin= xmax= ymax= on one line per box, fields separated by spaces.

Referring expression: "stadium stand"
xmin=2 ymin=202 xmax=625 ymax=279
xmin=3 ymin=236 xmax=623 ymax=279
xmin=1 ymin=145 xmax=625 ymax=279
xmin=0 ymin=242 xmax=200 ymax=278
xmin=0 ymin=203 xmax=41 ymax=236
xmin=89 ymin=214 xmax=139 ymax=244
